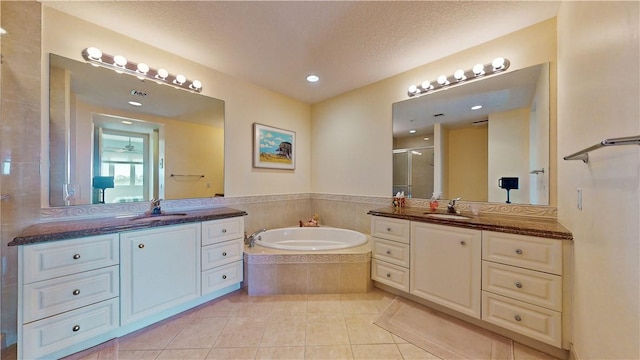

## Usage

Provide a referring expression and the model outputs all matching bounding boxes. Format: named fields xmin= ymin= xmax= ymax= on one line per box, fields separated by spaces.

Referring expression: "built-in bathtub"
xmin=243 ymin=226 xmax=372 ymax=295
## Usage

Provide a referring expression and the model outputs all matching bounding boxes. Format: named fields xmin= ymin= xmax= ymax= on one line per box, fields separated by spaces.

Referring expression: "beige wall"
xmin=488 ymin=108 xmax=530 ymax=204
xmin=41 ymin=7 xmax=312 ymax=201
xmin=557 ymin=2 xmax=639 ymax=359
xmin=446 ymin=126 xmax=488 ymax=201
xmin=311 ymin=18 xmax=558 ymax=204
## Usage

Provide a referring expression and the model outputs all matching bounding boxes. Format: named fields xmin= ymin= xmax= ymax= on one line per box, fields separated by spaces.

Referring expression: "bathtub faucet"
xmin=245 ymin=228 xmax=267 ymax=247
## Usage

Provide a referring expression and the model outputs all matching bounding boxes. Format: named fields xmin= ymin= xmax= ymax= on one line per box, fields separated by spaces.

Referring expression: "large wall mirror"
xmin=48 ymin=54 xmax=225 ymax=207
xmin=392 ymin=63 xmax=549 ymax=205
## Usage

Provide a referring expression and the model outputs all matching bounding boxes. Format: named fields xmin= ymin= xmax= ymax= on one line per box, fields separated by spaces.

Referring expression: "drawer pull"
xmin=515 ymin=249 xmax=523 ymax=255
xmin=222 ymin=252 xmax=227 ymax=256
xmin=514 ymin=315 xmax=522 ymax=322
xmin=387 ymin=227 xmax=392 ymax=232
xmin=515 ymin=281 xmax=523 ymax=289
xmin=138 ymin=244 xmax=145 ymax=249
xmin=460 ymin=241 xmax=466 ymax=246
xmin=222 ymin=229 xmax=227 ymax=233
xmin=386 ymin=273 xmax=392 ymax=278
xmin=222 ymin=275 xmax=227 ymax=280
xmin=72 ymin=325 xmax=80 ymax=332
xmin=386 ymin=250 xmax=391 ymax=255
xmin=72 ymin=289 xmax=81 ymax=296
xmin=73 ymin=254 xmax=81 ymax=260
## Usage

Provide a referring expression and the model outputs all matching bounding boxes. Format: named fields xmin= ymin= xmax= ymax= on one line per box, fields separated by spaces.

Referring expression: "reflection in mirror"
xmin=392 ymin=63 xmax=549 ymax=205
xmin=49 ymin=54 xmax=225 ymax=207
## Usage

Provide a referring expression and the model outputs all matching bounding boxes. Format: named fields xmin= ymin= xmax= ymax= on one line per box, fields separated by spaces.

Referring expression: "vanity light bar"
xmin=407 ymin=57 xmax=510 ymax=97
xmin=81 ymin=47 xmax=203 ymax=93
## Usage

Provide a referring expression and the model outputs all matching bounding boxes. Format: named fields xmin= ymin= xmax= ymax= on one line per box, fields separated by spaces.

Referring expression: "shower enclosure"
xmin=392 ymin=147 xmax=434 ymax=199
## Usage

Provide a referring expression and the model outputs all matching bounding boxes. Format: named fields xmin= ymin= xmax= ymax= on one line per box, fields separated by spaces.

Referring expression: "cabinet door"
xmin=410 ymin=223 xmax=481 ymax=318
xmin=120 ymin=224 xmax=201 ymax=326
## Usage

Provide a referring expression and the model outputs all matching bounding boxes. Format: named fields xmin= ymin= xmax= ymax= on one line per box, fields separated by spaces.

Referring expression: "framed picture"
xmin=253 ymin=123 xmax=296 ymax=170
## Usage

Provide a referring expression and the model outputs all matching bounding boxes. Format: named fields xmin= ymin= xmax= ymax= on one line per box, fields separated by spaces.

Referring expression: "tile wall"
xmin=0 ymin=1 xmax=42 ymax=348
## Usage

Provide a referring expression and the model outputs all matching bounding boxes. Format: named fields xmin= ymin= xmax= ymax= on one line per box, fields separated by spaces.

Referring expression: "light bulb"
xmin=156 ymin=68 xmax=169 ymax=80
xmin=421 ymin=81 xmax=432 ymax=90
xmin=113 ymin=55 xmax=127 ymax=67
xmin=306 ymin=74 xmax=319 ymax=83
xmin=437 ymin=75 xmax=449 ymax=86
xmin=472 ymin=64 xmax=485 ymax=76
xmin=408 ymin=85 xmax=418 ymax=94
xmin=492 ymin=57 xmax=506 ymax=71
xmin=86 ymin=47 xmax=102 ymax=61
xmin=454 ymin=69 xmax=466 ymax=81
xmin=174 ymin=74 xmax=186 ymax=85
xmin=137 ymin=63 xmax=149 ymax=74
xmin=190 ymin=80 xmax=202 ymax=90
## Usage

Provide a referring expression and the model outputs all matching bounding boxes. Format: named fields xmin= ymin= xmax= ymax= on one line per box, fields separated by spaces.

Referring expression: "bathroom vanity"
xmin=369 ymin=207 xmax=572 ymax=351
xmin=9 ymin=207 xmax=246 ymax=360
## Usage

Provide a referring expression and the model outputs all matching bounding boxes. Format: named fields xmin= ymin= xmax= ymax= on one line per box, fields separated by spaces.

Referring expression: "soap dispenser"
xmin=429 ymin=193 xmax=440 ymax=211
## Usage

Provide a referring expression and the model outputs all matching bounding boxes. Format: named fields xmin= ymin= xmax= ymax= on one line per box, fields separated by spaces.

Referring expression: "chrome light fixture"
xmin=81 ymin=47 xmax=203 ymax=93
xmin=407 ymin=57 xmax=510 ymax=97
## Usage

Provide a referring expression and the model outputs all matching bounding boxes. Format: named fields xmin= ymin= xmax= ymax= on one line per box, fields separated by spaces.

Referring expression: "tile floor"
xmin=6 ymin=289 xmax=561 ymax=360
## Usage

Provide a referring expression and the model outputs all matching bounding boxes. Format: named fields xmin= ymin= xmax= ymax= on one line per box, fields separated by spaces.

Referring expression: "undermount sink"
xmin=129 ymin=212 xmax=188 ymax=221
xmin=424 ymin=213 xmax=471 ymax=220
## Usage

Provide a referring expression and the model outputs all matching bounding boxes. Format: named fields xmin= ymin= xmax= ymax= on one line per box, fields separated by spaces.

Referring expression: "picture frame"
xmin=253 ymin=123 xmax=296 ymax=170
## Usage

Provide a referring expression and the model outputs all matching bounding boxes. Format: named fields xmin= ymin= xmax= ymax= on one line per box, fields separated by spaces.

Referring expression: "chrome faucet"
xmin=447 ymin=198 xmax=461 ymax=214
xmin=149 ymin=198 xmax=162 ymax=215
xmin=244 ymin=228 xmax=267 ymax=247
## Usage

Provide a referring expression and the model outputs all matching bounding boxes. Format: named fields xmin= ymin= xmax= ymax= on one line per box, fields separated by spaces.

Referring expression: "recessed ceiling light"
xmin=409 ymin=129 xmax=417 ymax=134
xmin=306 ymin=74 xmax=319 ymax=83
xmin=424 ymin=137 xmax=430 ymax=141
xmin=0 ymin=28 xmax=8 ymax=35
xmin=121 ymin=120 xmax=133 ymax=125
xmin=128 ymin=101 xmax=142 ymax=107
xmin=471 ymin=105 xmax=483 ymax=110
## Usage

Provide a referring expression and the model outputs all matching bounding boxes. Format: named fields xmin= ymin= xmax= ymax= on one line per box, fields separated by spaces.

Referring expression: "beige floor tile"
xmin=167 ymin=316 xmax=227 ymax=349
xmin=156 ymin=348 xmax=210 ymax=360
xmin=396 ymin=343 xmax=441 ymax=359
xmin=255 ymin=346 xmax=305 ymax=359
xmin=351 ymin=344 xmax=403 ymax=360
xmin=271 ymin=300 xmax=307 ymax=315
xmin=205 ymin=347 xmax=258 ymax=359
xmin=232 ymin=300 xmax=274 ymax=319
xmin=345 ymin=315 xmax=394 ymax=345
xmin=306 ymin=316 xmax=350 ymax=346
xmin=194 ymin=298 xmax=238 ymax=317
xmin=214 ymin=317 xmax=267 ymax=348
xmin=341 ymin=300 xmax=381 ymax=314
xmin=118 ymin=317 xmax=190 ymax=350
xmin=392 ymin=334 xmax=409 ymax=343
xmin=306 ymin=299 xmax=343 ymax=314
xmin=117 ymin=350 xmax=162 ymax=360
xmin=260 ymin=315 xmax=306 ymax=347
xmin=305 ymin=345 xmax=354 ymax=359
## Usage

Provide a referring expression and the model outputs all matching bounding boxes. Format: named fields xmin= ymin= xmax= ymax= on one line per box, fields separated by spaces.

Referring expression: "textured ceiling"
xmin=41 ymin=1 xmax=560 ymax=104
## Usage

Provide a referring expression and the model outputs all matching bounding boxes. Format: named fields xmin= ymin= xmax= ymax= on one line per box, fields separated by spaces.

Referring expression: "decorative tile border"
xmin=41 ymin=192 xmax=556 ymax=220
xmin=244 ymin=252 xmax=371 ymax=264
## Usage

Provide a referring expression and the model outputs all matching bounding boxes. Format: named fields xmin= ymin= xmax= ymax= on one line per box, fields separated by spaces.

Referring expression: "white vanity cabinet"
xmin=120 ymin=223 xmax=201 ymax=326
xmin=481 ymin=231 xmax=563 ymax=347
xmin=18 ymin=234 xmax=120 ymax=360
xmin=410 ymin=222 xmax=482 ymax=318
xmin=201 ymin=217 xmax=245 ymax=295
xmin=370 ymin=217 xmax=411 ymax=291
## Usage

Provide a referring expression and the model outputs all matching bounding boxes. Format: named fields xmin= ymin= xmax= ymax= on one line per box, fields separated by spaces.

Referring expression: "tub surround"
xmin=9 ymin=207 xmax=247 ymax=246
xmin=368 ymin=207 xmax=572 ymax=240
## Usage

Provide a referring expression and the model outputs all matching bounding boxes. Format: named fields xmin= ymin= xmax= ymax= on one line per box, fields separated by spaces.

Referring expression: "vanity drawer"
xmin=482 ymin=261 xmax=561 ymax=311
xmin=202 ymin=239 xmax=244 ymax=271
xmin=482 ymin=231 xmax=562 ymax=275
xmin=371 ymin=259 xmax=409 ymax=292
xmin=371 ymin=217 xmax=410 ymax=244
xmin=23 ymin=234 xmax=120 ymax=284
xmin=482 ymin=291 xmax=561 ymax=347
xmin=202 ymin=260 xmax=243 ymax=295
xmin=202 ymin=217 xmax=245 ymax=246
xmin=372 ymin=237 xmax=410 ymax=267
xmin=22 ymin=298 xmax=119 ymax=360
xmin=23 ymin=266 xmax=119 ymax=323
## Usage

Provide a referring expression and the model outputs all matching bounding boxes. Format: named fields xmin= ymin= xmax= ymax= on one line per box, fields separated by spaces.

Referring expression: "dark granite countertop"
xmin=368 ymin=207 xmax=573 ymax=240
xmin=9 ymin=207 xmax=247 ymax=246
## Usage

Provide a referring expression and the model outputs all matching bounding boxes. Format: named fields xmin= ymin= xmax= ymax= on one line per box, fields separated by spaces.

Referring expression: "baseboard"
xmin=569 ymin=343 xmax=580 ymax=360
